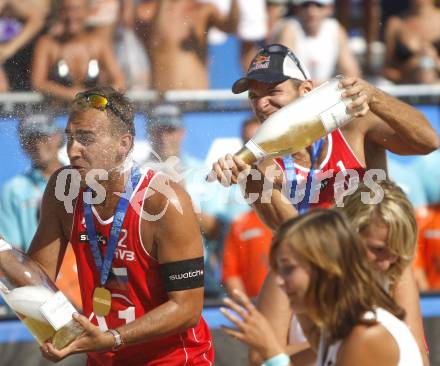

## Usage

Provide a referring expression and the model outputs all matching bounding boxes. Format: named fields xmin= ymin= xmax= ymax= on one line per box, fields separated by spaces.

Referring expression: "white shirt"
xmin=271 ymin=17 xmax=340 ymax=84
xmin=316 ymin=307 xmax=423 ymax=366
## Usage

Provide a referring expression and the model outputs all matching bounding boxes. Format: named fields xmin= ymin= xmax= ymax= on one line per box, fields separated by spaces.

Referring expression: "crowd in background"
xmin=1 ymin=0 xmax=440 ymax=97
xmin=0 ymin=0 xmax=440 ymax=308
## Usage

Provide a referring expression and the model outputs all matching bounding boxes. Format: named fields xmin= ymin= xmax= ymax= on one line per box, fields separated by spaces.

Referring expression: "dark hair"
xmin=70 ymin=86 xmax=135 ymax=136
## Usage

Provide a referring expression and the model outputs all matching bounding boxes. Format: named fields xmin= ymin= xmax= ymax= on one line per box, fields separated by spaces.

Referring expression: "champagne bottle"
xmin=206 ymin=76 xmax=357 ymax=181
xmin=0 ymin=239 xmax=84 ymax=350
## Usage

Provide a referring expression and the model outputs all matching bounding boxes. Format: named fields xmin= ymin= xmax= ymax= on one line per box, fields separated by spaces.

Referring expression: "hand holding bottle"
xmin=207 ymin=76 xmax=360 ymax=183
xmin=209 ymin=154 xmax=252 ymax=187
xmin=41 ymin=312 xmax=115 ymax=362
xmin=339 ymin=76 xmax=373 ymax=117
xmin=0 ymin=238 xmax=84 ymax=350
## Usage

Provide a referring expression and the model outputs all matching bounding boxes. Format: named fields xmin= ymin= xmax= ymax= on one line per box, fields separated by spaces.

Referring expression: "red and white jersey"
xmin=276 ymin=129 xmax=366 ymax=208
xmin=70 ymin=168 xmax=213 ymax=365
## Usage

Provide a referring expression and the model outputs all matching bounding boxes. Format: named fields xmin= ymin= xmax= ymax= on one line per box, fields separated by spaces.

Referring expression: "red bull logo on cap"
xmin=249 ymin=54 xmax=271 ymax=72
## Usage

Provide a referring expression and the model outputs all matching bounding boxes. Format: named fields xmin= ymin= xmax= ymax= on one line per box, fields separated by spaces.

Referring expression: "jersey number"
xmin=95 ymin=306 xmax=136 ymax=331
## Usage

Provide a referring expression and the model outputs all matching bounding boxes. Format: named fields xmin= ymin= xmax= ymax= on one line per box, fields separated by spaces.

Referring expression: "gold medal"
xmin=93 ymin=287 xmax=112 ymax=316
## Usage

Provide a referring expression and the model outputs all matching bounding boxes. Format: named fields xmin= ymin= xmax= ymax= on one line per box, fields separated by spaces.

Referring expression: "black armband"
xmin=160 ymin=257 xmax=204 ymax=292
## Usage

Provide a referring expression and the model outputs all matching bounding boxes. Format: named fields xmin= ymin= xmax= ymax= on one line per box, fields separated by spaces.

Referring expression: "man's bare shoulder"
xmin=141 ymin=173 xmax=195 ymax=225
xmin=338 ymin=322 xmax=399 ymax=365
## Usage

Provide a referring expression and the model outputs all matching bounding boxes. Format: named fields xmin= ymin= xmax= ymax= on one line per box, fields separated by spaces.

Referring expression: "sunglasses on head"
xmin=260 ymin=44 xmax=308 ymax=80
xmin=74 ymin=92 xmax=128 ymax=125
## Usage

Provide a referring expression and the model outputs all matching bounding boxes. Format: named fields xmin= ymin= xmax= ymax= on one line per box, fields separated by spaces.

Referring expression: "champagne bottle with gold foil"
xmin=233 ymin=76 xmax=356 ymax=167
xmin=0 ymin=239 xmax=84 ymax=349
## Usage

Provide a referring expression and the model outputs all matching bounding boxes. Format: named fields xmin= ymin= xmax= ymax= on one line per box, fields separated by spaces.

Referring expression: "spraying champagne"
xmin=207 ymin=76 xmax=356 ymax=181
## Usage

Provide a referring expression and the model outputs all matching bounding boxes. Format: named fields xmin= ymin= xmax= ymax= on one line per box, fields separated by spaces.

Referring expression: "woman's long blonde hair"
xmin=270 ymin=209 xmax=404 ymax=343
xmin=339 ymin=180 xmax=417 ymax=287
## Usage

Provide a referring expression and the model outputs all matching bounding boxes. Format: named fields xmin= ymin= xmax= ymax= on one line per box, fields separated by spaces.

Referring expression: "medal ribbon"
xmin=282 ymin=139 xmax=324 ymax=214
xmin=84 ymin=167 xmax=141 ymax=286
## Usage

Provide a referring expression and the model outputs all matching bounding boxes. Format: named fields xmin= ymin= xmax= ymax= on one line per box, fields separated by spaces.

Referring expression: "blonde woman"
xmin=221 ymin=209 xmax=423 ymax=366
xmin=339 ymin=180 xmax=428 ymax=363
xmin=341 ymin=180 xmax=417 ymax=289
xmin=250 ymin=180 xmax=429 ymax=365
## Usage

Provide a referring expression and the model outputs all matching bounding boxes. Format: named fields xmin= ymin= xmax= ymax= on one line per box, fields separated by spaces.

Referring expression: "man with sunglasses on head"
xmin=209 ymin=44 xmax=438 ymax=365
xmin=25 ymin=87 xmax=214 ymax=365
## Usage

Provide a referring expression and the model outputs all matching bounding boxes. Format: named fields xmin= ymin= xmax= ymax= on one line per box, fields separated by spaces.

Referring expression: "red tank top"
xmin=276 ymin=129 xmax=366 ymax=208
xmin=70 ymin=169 xmax=214 ymax=365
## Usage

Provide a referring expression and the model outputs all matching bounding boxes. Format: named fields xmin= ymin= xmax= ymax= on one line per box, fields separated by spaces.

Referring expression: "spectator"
xmin=32 ymin=0 xmax=125 ymax=102
xmin=221 ymin=210 xmax=423 ymax=366
xmin=85 ymin=0 xmax=150 ymax=90
xmin=388 ymin=158 xmax=428 ymax=208
xmin=238 ymin=0 xmax=268 ymax=72
xmin=0 ymin=0 xmax=50 ymax=91
xmin=143 ymin=103 xmax=228 ymax=297
xmin=135 ymin=0 xmax=239 ymax=92
xmin=269 ymin=0 xmax=361 ymax=84
xmin=0 ymin=113 xmax=63 ymax=251
xmin=414 ymin=148 xmax=440 ymax=205
xmin=0 ymin=112 xmax=81 ymax=308
xmin=415 ymin=203 xmax=440 ymax=291
xmin=384 ymin=0 xmax=440 ymax=84
xmin=266 ymin=0 xmax=289 ymax=35
xmin=85 ymin=0 xmax=134 ymax=39
xmin=222 ymin=210 xmax=272 ymax=297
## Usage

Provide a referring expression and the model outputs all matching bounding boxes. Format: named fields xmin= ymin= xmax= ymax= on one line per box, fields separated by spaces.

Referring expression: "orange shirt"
xmin=415 ymin=204 xmax=440 ymax=290
xmin=222 ymin=211 xmax=272 ymax=297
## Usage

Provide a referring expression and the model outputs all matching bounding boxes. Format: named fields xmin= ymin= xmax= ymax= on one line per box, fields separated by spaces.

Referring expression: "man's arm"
xmin=210 ymin=154 xmax=297 ymax=231
xmin=116 ymin=179 xmax=205 ymax=345
xmin=27 ymin=169 xmax=70 ymax=281
xmin=341 ymin=77 xmax=440 ymax=155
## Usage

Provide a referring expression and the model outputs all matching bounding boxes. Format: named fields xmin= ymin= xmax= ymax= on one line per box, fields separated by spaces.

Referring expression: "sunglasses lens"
xmin=86 ymin=94 xmax=108 ymax=110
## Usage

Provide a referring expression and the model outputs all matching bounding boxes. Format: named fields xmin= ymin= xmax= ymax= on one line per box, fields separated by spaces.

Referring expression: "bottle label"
xmin=244 ymin=140 xmax=266 ymax=160
xmin=39 ymin=291 xmax=77 ymax=331
xmin=0 ymin=239 xmax=12 ymax=252
xmin=319 ymin=101 xmax=352 ymax=133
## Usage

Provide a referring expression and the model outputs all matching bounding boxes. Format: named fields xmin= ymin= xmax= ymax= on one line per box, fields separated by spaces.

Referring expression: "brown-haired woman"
xmin=252 ymin=180 xmax=429 ymax=366
xmin=221 ymin=209 xmax=423 ymax=366
xmin=31 ymin=0 xmax=125 ymax=102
